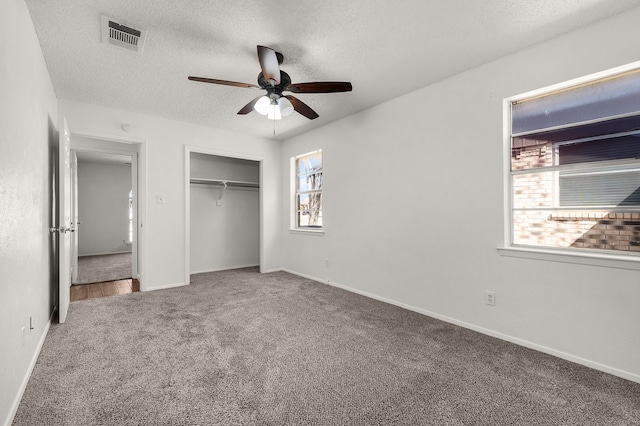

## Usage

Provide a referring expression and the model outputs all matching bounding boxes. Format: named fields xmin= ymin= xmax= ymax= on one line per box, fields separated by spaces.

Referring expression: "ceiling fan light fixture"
xmin=278 ymin=97 xmax=294 ymax=116
xmin=254 ymin=96 xmax=270 ymax=115
xmin=267 ymin=102 xmax=282 ymax=120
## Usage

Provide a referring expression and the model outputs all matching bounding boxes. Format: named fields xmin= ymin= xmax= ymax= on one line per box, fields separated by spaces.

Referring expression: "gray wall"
xmin=0 ymin=0 xmax=59 ymax=423
xmin=77 ymin=162 xmax=132 ymax=256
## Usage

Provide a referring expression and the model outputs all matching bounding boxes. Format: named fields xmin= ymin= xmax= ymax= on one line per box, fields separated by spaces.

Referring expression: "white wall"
xmin=0 ymin=0 xmax=59 ymax=424
xmin=190 ymin=186 xmax=260 ymax=273
xmin=281 ymin=8 xmax=640 ymax=382
xmin=77 ymin=162 xmax=132 ymax=256
xmin=58 ymin=99 xmax=282 ymax=290
xmin=190 ymin=153 xmax=260 ymax=273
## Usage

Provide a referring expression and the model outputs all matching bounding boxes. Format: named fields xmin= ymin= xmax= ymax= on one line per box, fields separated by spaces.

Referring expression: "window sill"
xmin=497 ymin=245 xmax=640 ymax=270
xmin=289 ymin=228 xmax=324 ymax=236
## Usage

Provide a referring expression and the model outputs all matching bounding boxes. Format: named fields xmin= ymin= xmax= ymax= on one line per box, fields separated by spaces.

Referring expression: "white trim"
xmin=497 ymin=246 xmax=640 ymax=270
xmin=143 ymin=281 xmax=187 ymax=292
xmin=190 ymin=264 xmax=260 ymax=275
xmin=281 ymin=269 xmax=321 ymax=282
xmin=288 ymin=229 xmax=325 ymax=236
xmin=283 ymin=268 xmax=640 ymax=384
xmin=184 ymin=145 xmax=265 ymax=287
xmin=503 ymin=98 xmax=514 ymax=248
xmin=184 ymin=145 xmax=190 ymax=287
xmin=5 ymin=310 xmax=54 ymax=426
xmin=68 ymin=131 xmax=147 ymax=291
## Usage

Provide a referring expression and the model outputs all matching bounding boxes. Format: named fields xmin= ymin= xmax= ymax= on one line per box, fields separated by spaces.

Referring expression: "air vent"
xmin=101 ymin=15 xmax=146 ymax=53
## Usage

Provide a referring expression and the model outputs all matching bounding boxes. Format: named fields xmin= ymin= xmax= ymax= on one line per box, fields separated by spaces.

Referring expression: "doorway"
xmin=184 ymin=146 xmax=263 ymax=285
xmin=69 ymin=134 xmax=143 ymax=297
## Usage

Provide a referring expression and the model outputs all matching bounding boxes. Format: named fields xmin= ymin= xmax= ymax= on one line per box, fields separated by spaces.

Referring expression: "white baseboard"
xmin=190 ymin=264 xmax=259 ymax=275
xmin=5 ymin=309 xmax=54 ymax=426
xmin=281 ymin=269 xmax=321 ymax=282
xmin=282 ymin=269 xmax=640 ymax=385
xmin=143 ymin=282 xmax=187 ymax=292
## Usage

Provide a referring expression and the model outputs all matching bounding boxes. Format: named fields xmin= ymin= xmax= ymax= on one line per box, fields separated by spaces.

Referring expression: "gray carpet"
xmin=14 ymin=268 xmax=640 ymax=425
xmin=75 ymin=253 xmax=132 ymax=285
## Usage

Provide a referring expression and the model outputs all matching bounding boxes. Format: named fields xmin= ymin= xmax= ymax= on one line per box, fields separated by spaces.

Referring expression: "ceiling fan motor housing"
xmin=258 ymin=70 xmax=292 ymax=99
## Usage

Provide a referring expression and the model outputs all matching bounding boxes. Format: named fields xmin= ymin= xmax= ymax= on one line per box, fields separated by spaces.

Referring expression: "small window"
xmin=128 ymin=189 xmax=133 ymax=243
xmin=509 ymin=69 xmax=640 ymax=254
xmin=293 ymin=150 xmax=323 ymax=229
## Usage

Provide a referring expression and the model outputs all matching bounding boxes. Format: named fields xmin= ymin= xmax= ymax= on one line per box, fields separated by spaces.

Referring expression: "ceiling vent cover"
xmin=101 ymin=15 xmax=146 ymax=53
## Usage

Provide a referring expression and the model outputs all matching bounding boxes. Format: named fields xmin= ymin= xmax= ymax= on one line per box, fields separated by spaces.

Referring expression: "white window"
xmin=128 ymin=189 xmax=133 ymax=243
xmin=508 ymin=69 xmax=640 ymax=255
xmin=293 ymin=150 xmax=323 ymax=229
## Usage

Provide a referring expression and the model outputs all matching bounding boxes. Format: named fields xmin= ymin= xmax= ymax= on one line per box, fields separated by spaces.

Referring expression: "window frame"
xmin=128 ymin=189 xmax=133 ymax=243
xmin=500 ymin=62 xmax=640 ymax=270
xmin=290 ymin=149 xmax=324 ymax=234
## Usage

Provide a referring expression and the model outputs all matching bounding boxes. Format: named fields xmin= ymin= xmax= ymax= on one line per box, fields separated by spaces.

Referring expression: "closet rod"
xmin=189 ymin=177 xmax=259 ymax=189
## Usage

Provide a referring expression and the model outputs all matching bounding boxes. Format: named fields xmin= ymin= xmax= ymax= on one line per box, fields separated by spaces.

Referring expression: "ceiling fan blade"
xmin=285 ymin=95 xmax=319 ymax=120
xmin=257 ymin=45 xmax=281 ymax=85
xmin=286 ymin=82 xmax=352 ymax=94
xmin=275 ymin=51 xmax=284 ymax=65
xmin=237 ymin=96 xmax=264 ymax=115
xmin=188 ymin=76 xmax=260 ymax=89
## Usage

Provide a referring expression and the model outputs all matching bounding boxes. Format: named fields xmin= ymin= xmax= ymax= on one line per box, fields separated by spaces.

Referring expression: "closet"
xmin=189 ymin=152 xmax=260 ymax=274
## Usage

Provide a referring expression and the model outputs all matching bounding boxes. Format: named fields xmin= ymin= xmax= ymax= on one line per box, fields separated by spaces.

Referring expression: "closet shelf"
xmin=190 ymin=178 xmax=259 ymax=189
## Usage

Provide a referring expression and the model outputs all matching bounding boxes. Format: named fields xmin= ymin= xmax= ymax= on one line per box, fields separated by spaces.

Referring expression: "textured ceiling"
xmin=25 ymin=0 xmax=640 ymax=141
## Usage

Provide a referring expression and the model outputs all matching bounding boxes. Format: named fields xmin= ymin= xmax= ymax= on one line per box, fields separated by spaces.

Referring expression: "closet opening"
xmin=186 ymin=150 xmax=261 ymax=284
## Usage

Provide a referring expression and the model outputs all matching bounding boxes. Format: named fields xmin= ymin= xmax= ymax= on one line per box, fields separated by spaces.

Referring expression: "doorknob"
xmin=49 ymin=226 xmax=72 ymax=234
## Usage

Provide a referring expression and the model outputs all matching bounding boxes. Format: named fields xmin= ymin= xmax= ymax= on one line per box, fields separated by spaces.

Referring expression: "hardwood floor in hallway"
xmin=70 ymin=279 xmax=140 ymax=302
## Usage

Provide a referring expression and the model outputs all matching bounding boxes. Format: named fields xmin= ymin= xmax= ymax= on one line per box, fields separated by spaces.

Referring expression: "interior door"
xmin=58 ymin=118 xmax=72 ymax=323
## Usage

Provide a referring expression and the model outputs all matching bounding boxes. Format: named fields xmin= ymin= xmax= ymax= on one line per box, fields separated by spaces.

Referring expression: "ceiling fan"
xmin=188 ymin=45 xmax=352 ymax=120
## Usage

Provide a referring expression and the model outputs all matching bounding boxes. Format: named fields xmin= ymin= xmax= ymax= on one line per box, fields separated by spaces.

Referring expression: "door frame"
xmin=70 ymin=131 xmax=147 ymax=290
xmin=184 ymin=145 xmax=264 ymax=286
xmin=70 ymin=150 xmax=79 ymax=283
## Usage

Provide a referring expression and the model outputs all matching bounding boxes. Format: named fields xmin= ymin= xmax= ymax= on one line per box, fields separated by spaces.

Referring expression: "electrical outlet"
xmin=485 ymin=291 xmax=496 ymax=306
xmin=325 ymin=258 xmax=329 ymax=267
